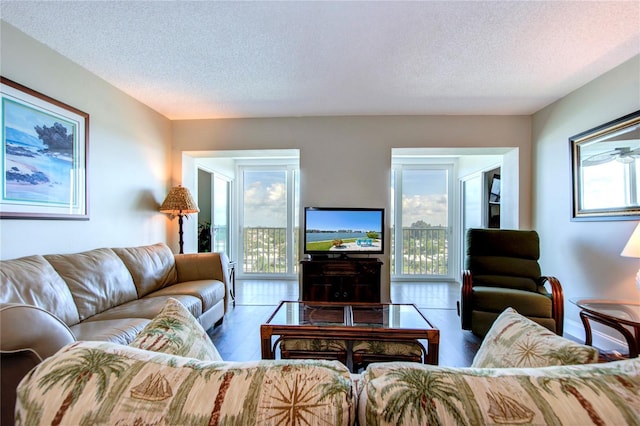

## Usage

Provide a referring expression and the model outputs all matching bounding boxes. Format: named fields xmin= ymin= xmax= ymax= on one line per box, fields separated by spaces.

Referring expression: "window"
xmin=238 ymin=165 xmax=299 ymax=277
xmin=391 ymin=164 xmax=453 ymax=279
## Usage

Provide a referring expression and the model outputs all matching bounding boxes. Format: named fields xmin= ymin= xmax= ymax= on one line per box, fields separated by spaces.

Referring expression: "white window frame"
xmin=391 ymin=161 xmax=456 ymax=281
xmin=236 ymin=161 xmax=299 ymax=279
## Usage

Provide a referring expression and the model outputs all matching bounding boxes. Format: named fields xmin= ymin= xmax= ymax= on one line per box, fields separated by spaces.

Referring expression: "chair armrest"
xmin=539 ymin=276 xmax=564 ymax=336
xmin=460 ymin=270 xmax=473 ymax=330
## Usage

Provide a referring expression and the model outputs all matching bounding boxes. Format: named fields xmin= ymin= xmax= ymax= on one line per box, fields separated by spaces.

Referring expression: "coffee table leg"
xmin=426 ymin=341 xmax=439 ymax=365
xmin=260 ymin=326 xmax=274 ymax=359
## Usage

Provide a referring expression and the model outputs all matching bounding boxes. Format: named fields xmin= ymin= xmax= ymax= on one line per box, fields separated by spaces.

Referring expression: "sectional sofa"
xmin=0 ymin=243 xmax=230 ymax=425
xmin=12 ymin=300 xmax=640 ymax=425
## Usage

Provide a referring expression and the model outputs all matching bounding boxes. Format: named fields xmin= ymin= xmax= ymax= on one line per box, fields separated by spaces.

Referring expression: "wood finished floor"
xmin=209 ymin=280 xmax=482 ymax=367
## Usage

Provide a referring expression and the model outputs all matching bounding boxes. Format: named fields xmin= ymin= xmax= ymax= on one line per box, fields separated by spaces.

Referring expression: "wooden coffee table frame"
xmin=260 ymin=301 xmax=440 ymax=365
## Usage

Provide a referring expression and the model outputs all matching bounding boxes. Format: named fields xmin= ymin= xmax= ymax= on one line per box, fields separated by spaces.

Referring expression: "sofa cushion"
xmin=358 ymin=359 xmax=640 ymax=426
xmin=148 ymin=279 xmax=225 ymax=311
xmin=129 ymin=298 xmax=221 ymax=361
xmin=113 ymin=243 xmax=178 ymax=297
xmin=45 ymin=248 xmax=138 ymax=320
xmin=0 ymin=255 xmax=80 ymax=325
xmin=472 ymin=308 xmax=598 ymax=368
xmin=83 ymin=294 xmax=202 ymax=322
xmin=69 ymin=318 xmax=150 ymax=345
xmin=16 ymin=341 xmax=356 ymax=426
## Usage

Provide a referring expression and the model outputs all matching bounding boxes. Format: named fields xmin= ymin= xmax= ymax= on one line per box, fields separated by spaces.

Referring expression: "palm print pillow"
xmin=358 ymin=359 xmax=640 ymax=425
xmin=16 ymin=341 xmax=355 ymax=426
xmin=472 ymin=307 xmax=598 ymax=368
xmin=129 ymin=297 xmax=222 ymax=361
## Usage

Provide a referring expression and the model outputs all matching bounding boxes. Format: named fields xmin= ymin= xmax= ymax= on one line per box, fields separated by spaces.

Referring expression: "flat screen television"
xmin=304 ymin=207 xmax=384 ymax=257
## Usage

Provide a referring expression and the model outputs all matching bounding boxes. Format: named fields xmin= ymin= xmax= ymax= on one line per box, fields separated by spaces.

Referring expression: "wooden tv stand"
xmin=300 ymin=258 xmax=382 ymax=302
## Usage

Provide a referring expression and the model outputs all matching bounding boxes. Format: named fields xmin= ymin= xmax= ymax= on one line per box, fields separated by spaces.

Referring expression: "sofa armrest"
xmin=0 ymin=303 xmax=75 ymax=360
xmin=174 ymin=252 xmax=230 ymax=283
xmin=1 ymin=303 xmax=75 ymax=426
xmin=174 ymin=252 xmax=230 ymax=310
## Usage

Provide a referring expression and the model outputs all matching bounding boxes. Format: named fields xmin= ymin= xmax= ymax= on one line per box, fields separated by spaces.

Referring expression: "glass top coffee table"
xmin=571 ymin=299 xmax=640 ymax=358
xmin=260 ymin=301 xmax=440 ymax=365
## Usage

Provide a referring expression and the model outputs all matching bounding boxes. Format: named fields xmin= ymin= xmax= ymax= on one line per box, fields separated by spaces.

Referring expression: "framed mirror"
xmin=570 ymin=110 xmax=640 ymax=221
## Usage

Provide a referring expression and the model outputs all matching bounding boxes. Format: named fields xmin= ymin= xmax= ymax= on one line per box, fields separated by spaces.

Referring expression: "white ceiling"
xmin=2 ymin=1 xmax=639 ymax=120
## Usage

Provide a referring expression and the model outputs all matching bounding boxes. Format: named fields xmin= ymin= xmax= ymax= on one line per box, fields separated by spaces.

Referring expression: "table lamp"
xmin=160 ymin=185 xmax=200 ymax=254
xmin=620 ymin=223 xmax=640 ymax=291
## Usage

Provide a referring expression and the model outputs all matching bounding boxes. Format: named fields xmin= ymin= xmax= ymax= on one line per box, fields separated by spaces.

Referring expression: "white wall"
xmin=457 ymin=155 xmax=502 ymax=179
xmin=172 ymin=115 xmax=532 ymax=301
xmin=0 ymin=23 xmax=173 ymax=259
xmin=532 ymin=55 xmax=640 ymax=349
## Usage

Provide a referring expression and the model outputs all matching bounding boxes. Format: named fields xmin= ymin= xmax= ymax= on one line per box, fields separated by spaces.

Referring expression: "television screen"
xmin=304 ymin=207 xmax=384 ymax=256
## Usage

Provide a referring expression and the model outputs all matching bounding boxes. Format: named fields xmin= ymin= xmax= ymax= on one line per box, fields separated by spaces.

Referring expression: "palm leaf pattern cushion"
xmin=129 ymin=297 xmax=222 ymax=361
xmin=16 ymin=341 xmax=356 ymax=426
xmin=280 ymin=338 xmax=348 ymax=352
xmin=472 ymin=307 xmax=599 ymax=368
xmin=358 ymin=359 xmax=640 ymax=426
xmin=352 ymin=340 xmax=423 ymax=357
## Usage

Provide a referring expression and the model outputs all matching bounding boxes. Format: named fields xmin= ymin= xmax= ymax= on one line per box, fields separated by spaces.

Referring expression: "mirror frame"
xmin=570 ymin=110 xmax=640 ymax=221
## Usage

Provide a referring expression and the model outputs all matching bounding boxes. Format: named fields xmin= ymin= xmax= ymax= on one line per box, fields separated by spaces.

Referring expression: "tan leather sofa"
xmin=0 ymin=242 xmax=230 ymax=425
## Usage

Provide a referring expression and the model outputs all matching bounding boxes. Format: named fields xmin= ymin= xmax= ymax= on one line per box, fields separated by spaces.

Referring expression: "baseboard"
xmin=564 ymin=318 xmax=628 ymax=354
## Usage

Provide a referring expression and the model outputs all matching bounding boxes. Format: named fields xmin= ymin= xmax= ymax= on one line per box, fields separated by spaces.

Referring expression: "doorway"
xmin=391 ymin=147 xmax=518 ymax=283
xmin=191 ymin=149 xmax=300 ymax=280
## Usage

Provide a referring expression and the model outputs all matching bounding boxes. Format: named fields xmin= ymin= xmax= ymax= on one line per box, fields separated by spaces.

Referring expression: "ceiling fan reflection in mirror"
xmin=583 ymin=146 xmax=640 ymax=167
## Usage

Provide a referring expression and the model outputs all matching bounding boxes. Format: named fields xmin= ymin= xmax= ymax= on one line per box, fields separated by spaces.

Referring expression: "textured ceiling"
xmin=1 ymin=1 xmax=639 ymax=120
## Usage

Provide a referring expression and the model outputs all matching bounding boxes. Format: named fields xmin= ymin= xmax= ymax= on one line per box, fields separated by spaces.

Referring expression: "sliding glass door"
xmin=238 ymin=166 xmax=298 ymax=277
xmin=197 ymin=169 xmax=230 ymax=255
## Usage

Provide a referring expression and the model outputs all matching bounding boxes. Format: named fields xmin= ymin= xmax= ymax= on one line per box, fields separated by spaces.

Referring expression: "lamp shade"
xmin=160 ymin=186 xmax=200 ymax=215
xmin=621 ymin=223 xmax=640 ymax=258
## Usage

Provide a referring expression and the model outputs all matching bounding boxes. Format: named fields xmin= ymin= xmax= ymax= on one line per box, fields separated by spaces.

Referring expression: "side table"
xmin=571 ymin=299 xmax=640 ymax=358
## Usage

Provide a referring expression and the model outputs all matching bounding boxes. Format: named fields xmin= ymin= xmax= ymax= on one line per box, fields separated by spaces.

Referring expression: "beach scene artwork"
xmin=3 ymin=98 xmax=77 ymax=206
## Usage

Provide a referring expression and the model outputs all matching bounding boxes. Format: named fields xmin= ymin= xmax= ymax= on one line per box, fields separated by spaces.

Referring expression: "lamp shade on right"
xmin=621 ymin=224 xmax=640 ymax=258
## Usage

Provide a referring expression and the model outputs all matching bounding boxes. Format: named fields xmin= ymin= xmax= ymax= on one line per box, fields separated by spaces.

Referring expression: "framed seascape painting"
xmin=1 ymin=77 xmax=89 ymax=219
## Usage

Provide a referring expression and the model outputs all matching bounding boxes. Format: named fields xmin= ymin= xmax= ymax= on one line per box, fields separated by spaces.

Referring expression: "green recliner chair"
xmin=459 ymin=228 xmax=564 ymax=337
